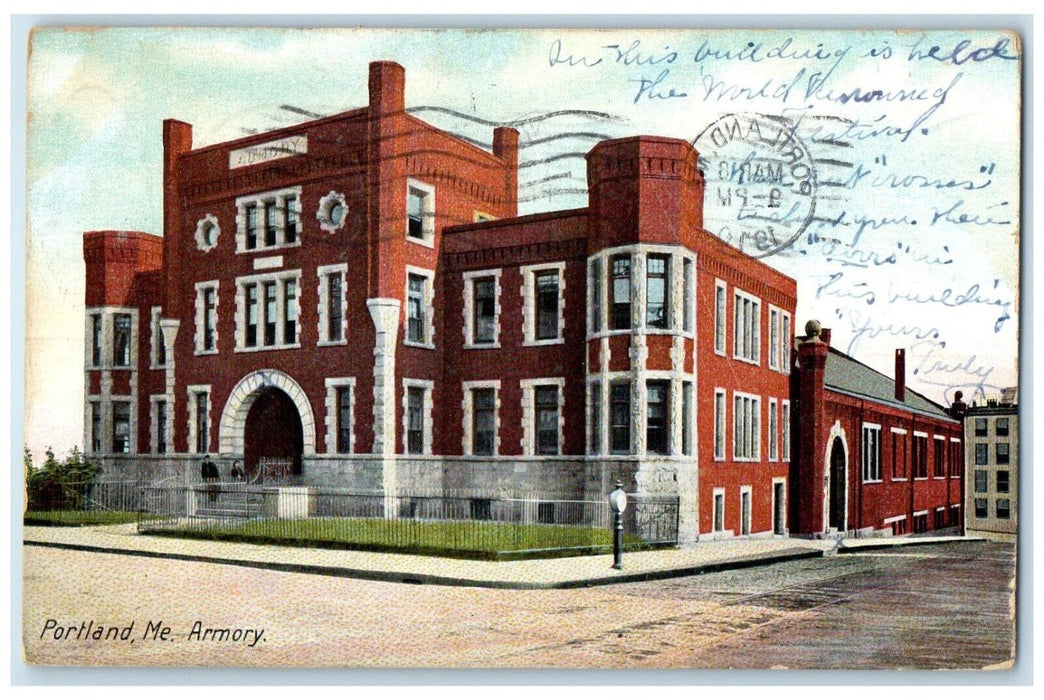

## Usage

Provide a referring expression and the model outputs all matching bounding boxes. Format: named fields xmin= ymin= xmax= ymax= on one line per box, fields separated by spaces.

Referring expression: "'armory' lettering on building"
xmin=229 ymin=136 xmax=307 ymax=169
xmin=188 ymin=621 xmax=265 ymax=647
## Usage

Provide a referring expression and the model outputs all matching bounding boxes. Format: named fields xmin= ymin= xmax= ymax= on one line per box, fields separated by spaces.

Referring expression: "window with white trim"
xmin=733 ymin=392 xmax=760 ymax=461
xmin=589 ymin=381 xmax=602 ymax=454
xmin=194 ymin=282 xmax=219 ymax=355
xmin=236 ymin=272 xmax=300 ymax=351
xmin=646 ymin=254 xmax=669 ymax=329
xmin=713 ymin=488 xmax=725 ymax=532
xmin=236 ymin=187 xmax=302 ymax=252
xmin=463 ymin=381 xmax=500 ymax=456
xmin=769 ymin=307 xmax=780 ymax=371
xmin=781 ymin=312 xmax=792 ymax=373
xmin=325 ymin=379 xmax=355 ymax=454
xmin=317 ymin=264 xmax=347 ymax=345
xmin=781 ymin=400 xmax=791 ymax=461
xmin=111 ymin=401 xmax=131 ymax=454
xmin=733 ymin=290 xmax=761 ymax=364
xmin=151 ymin=397 xmax=168 ymax=454
xmin=768 ymin=398 xmax=779 ymax=461
xmin=934 ymin=436 xmax=946 ymax=478
xmin=610 ymin=382 xmax=631 ymax=454
xmin=463 ymin=269 xmax=501 ymax=347
xmin=89 ymin=401 xmax=102 ymax=453
xmin=187 ymin=386 xmax=211 ymax=454
xmin=589 ymin=257 xmax=603 ymax=334
xmin=521 ymin=379 xmax=565 ymax=456
xmin=113 ymin=313 xmax=132 ymax=366
xmin=714 ymin=280 xmax=727 ymax=355
xmin=404 ymin=381 xmax=433 ymax=455
xmin=407 ymin=179 xmax=435 ymax=245
xmin=405 ymin=268 xmax=435 ymax=347
xmin=150 ymin=307 xmax=166 ymax=368
xmin=522 ymin=263 xmax=565 ymax=344
xmin=610 ymin=255 xmax=632 ymax=330
xmin=891 ymin=428 xmax=908 ymax=479
xmin=89 ymin=313 xmax=102 ymax=367
xmin=862 ymin=424 xmax=882 ymax=482
xmin=714 ymin=389 xmax=726 ymax=461
xmin=646 ymin=380 xmax=670 ymax=455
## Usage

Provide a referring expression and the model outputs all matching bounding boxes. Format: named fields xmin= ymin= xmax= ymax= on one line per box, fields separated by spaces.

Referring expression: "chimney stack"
xmin=819 ymin=328 xmax=832 ymax=346
xmin=894 ymin=349 xmax=906 ymax=402
xmin=368 ymin=61 xmax=406 ymax=115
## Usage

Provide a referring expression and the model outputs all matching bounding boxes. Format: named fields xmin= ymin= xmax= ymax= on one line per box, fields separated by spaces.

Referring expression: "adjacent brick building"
xmin=83 ymin=60 xmax=964 ymax=541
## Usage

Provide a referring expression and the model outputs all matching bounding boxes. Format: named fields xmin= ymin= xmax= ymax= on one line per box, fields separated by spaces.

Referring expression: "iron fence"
xmin=24 ymin=480 xmax=144 ymax=525
xmin=136 ymin=483 xmax=679 ymax=557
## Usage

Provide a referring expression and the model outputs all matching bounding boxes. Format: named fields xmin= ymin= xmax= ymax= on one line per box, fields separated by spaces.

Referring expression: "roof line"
xmin=826 ymin=345 xmax=950 ymax=414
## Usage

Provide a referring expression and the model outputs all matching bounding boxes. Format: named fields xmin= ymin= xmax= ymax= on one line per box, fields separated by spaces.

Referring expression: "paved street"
xmin=22 ymin=540 xmax=1015 ymax=670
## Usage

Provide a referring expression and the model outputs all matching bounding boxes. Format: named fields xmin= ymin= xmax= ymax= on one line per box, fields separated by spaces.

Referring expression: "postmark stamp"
xmin=694 ymin=112 xmax=818 ymax=258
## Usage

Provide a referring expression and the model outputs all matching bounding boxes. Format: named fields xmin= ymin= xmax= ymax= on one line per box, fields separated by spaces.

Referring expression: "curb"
xmin=24 ymin=540 xmax=824 ymax=590
xmin=837 ymin=536 xmax=986 ymax=554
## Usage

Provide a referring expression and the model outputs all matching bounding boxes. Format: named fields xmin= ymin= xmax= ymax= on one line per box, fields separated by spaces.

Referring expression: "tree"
xmin=25 ymin=446 xmax=100 ymax=512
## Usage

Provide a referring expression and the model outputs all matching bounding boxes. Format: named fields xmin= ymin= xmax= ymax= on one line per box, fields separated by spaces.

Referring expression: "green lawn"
xmin=149 ymin=517 xmax=651 ymax=560
xmin=23 ymin=510 xmax=153 ymax=527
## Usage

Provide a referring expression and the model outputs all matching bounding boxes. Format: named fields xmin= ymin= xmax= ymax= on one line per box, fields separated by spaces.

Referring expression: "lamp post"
xmin=608 ymin=480 xmax=627 ymax=570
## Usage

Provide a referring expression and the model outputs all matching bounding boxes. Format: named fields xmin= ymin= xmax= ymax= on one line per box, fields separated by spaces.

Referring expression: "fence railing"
xmin=136 ymin=483 xmax=680 ymax=556
xmin=24 ymin=480 xmax=144 ymax=525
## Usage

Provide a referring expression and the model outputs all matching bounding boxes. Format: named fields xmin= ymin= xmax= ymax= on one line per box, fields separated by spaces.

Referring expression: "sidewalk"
xmin=22 ymin=524 xmax=979 ymax=589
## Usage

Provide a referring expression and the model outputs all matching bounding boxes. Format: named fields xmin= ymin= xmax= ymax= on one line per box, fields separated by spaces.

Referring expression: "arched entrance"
xmin=828 ymin=436 xmax=847 ymax=531
xmin=244 ymin=387 xmax=303 ymax=477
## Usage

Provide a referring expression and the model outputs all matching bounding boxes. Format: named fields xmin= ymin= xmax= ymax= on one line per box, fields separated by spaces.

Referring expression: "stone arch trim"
xmin=219 ymin=369 xmax=316 ymax=456
xmin=823 ymin=419 xmax=849 ymax=533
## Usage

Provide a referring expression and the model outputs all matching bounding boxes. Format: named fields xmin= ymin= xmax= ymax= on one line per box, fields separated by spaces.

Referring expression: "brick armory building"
xmin=82 ymin=60 xmax=963 ymax=541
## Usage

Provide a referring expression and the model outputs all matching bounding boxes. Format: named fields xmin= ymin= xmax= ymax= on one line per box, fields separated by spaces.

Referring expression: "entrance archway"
xmin=828 ymin=436 xmax=847 ymax=531
xmin=218 ymin=369 xmax=317 ymax=462
xmin=244 ymin=387 xmax=303 ymax=476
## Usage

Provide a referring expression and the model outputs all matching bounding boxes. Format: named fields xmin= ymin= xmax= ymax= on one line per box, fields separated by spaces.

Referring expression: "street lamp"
xmin=608 ymin=480 xmax=627 ymax=570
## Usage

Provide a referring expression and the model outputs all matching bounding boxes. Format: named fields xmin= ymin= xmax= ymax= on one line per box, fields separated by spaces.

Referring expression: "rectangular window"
xmin=589 ymin=382 xmax=602 ymax=454
xmin=263 ymin=282 xmax=277 ymax=346
xmin=408 ymin=190 xmax=425 ymax=238
xmin=740 ymin=489 xmax=752 ymax=536
xmin=781 ymin=314 xmax=791 ymax=372
xmin=407 ymin=387 xmax=425 ymax=454
xmin=950 ymin=440 xmax=963 ymax=477
xmin=996 ymin=442 xmax=1010 ymax=464
xmin=892 ymin=431 xmax=908 ymax=479
xmin=246 ymin=203 xmax=259 ymax=249
xmin=646 ymin=381 xmax=669 ymax=455
xmin=996 ymin=417 xmax=1009 ymax=437
xmin=733 ymin=291 xmax=761 ymax=363
xmin=913 ymin=513 xmax=928 ymax=534
xmin=935 ymin=507 xmax=947 ymax=528
xmin=974 ymin=498 xmax=988 ymax=518
xmin=90 ymin=402 xmax=101 ymax=452
xmin=153 ymin=312 xmax=166 ymax=366
xmin=336 ymin=386 xmax=352 ymax=454
xmin=472 ymin=388 xmax=496 ymax=456
xmin=975 ymin=443 xmax=989 ymax=465
xmin=246 ymin=284 xmax=259 ymax=347
xmin=473 ymin=277 xmax=496 ymax=344
xmin=111 ymin=401 xmax=130 ymax=454
xmin=715 ymin=281 xmax=727 ymax=354
xmin=934 ymin=437 xmax=946 ymax=478
xmin=975 ymin=418 xmax=988 ymax=437
xmin=714 ymin=390 xmax=726 ymax=460
xmin=769 ymin=308 xmax=780 ymax=370
xmin=90 ymin=314 xmax=102 ymax=367
xmin=768 ymin=398 xmax=779 ymax=461
xmin=264 ymin=201 xmax=278 ymax=246
xmin=536 ymin=271 xmax=560 ymax=340
xmin=996 ymin=499 xmax=1011 ymax=519
xmin=203 ymin=288 xmax=216 ymax=351
xmin=113 ymin=313 xmax=131 ymax=366
xmin=283 ymin=278 xmax=297 ymax=345
xmin=284 ymin=196 xmax=299 ymax=244
xmin=912 ymin=434 xmax=928 ymax=478
xmin=406 ymin=181 xmax=434 ymax=242
xmin=535 ymin=385 xmax=560 ymax=455
xmin=646 ymin=255 xmax=668 ymax=329
xmin=996 ymin=470 xmax=1010 ymax=493
xmin=590 ymin=258 xmax=603 ymax=333
xmin=195 ymin=392 xmax=209 ymax=454
xmin=156 ymin=400 xmax=167 ymax=454
xmin=682 ymin=382 xmax=693 ymax=456
xmin=862 ymin=425 xmax=881 ymax=482
xmin=782 ymin=401 xmax=791 ymax=461
xmin=610 ymin=255 xmax=631 ymax=330
xmin=975 ymin=469 xmax=988 ymax=493
xmin=733 ymin=393 xmax=760 ymax=460
xmin=610 ymin=382 xmax=631 ymax=454
xmin=407 ymin=274 xmax=426 ymax=344
xmin=327 ymin=273 xmax=344 ymax=342
xmin=682 ymin=258 xmax=693 ymax=333
xmin=713 ymin=491 xmax=725 ymax=532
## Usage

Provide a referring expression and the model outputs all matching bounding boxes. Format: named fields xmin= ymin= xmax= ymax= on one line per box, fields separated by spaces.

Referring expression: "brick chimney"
xmin=492 ymin=126 xmax=519 ymax=218
xmin=368 ymin=61 xmax=405 ymax=115
xmin=895 ymin=349 xmax=906 ymax=402
xmin=819 ymin=327 xmax=832 ymax=346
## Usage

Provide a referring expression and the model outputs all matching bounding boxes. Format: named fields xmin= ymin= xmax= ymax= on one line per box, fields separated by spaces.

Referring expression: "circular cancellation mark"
xmin=694 ymin=113 xmax=818 ymax=259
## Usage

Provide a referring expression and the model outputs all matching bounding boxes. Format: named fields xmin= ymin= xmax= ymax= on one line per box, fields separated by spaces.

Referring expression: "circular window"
xmin=194 ymin=214 xmax=220 ymax=252
xmin=317 ymin=191 xmax=348 ymax=233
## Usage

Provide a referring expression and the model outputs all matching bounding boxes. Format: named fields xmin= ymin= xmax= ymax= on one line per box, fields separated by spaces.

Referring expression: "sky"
xmin=22 ymin=26 xmax=1022 ymax=459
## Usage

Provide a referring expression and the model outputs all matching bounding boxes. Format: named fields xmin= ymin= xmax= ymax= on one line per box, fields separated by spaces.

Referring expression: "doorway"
xmin=828 ymin=436 xmax=847 ymax=531
xmin=244 ymin=386 xmax=303 ymax=478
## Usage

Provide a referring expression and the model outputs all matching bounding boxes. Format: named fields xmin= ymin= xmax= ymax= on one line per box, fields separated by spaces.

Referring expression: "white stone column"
xmin=367 ymin=298 xmax=401 ymax=505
